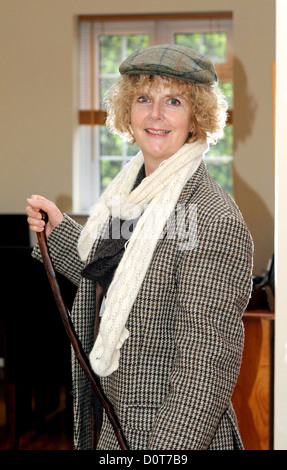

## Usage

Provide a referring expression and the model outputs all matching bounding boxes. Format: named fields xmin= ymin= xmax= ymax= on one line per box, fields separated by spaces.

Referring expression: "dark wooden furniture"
xmin=0 ymin=214 xmax=77 ymax=449
xmin=232 ymin=310 xmax=274 ymax=450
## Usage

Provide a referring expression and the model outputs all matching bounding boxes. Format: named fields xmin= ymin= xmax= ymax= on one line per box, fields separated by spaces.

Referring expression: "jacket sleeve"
xmin=149 ymin=215 xmax=253 ymax=449
xmin=32 ymin=213 xmax=85 ymax=287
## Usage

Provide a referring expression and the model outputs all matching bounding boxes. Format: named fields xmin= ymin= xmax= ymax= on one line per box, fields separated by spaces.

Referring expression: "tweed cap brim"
xmin=119 ymin=44 xmax=218 ymax=85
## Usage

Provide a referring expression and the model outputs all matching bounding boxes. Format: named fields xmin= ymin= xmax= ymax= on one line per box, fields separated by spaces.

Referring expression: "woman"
xmin=26 ymin=44 xmax=253 ymax=450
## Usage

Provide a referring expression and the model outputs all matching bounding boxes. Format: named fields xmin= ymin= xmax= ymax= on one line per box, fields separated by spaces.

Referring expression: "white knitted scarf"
xmin=78 ymin=140 xmax=208 ymax=377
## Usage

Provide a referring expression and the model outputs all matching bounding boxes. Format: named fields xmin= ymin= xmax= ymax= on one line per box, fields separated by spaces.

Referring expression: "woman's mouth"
xmin=145 ymin=129 xmax=170 ymax=136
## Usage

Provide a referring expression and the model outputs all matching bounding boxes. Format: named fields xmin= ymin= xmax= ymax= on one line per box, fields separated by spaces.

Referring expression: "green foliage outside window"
xmin=175 ymin=32 xmax=227 ymax=63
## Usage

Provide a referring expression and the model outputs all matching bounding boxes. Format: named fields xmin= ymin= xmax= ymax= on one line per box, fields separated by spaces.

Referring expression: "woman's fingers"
xmin=26 ymin=199 xmax=45 ymax=232
xmin=26 ymin=195 xmax=53 ymax=214
xmin=26 ymin=195 xmax=64 ymax=235
xmin=26 ymin=214 xmax=46 ymax=232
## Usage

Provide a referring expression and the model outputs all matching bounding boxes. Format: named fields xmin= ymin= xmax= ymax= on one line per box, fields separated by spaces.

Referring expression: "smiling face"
xmin=130 ymin=76 xmax=194 ymax=175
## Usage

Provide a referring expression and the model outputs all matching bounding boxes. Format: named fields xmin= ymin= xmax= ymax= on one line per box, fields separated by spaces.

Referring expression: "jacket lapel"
xmin=177 ymin=161 xmax=206 ymax=205
xmin=158 ymin=162 xmax=206 ymax=242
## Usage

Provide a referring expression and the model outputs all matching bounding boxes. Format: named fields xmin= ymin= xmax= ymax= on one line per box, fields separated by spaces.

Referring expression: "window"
xmin=76 ymin=15 xmax=233 ymax=213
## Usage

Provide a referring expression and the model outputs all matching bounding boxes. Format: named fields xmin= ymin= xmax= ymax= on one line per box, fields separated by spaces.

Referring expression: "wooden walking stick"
xmin=37 ymin=211 xmax=129 ymax=450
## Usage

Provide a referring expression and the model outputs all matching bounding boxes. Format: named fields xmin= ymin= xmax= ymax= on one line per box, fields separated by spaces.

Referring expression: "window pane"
xmin=100 ymin=126 xmax=123 ymax=156
xmin=99 ymin=34 xmax=149 ymax=75
xmin=220 ymin=81 xmax=233 ymax=109
xmin=205 ymin=159 xmax=233 ymax=196
xmin=101 ymin=159 xmax=123 ymax=193
xmin=126 ymin=35 xmax=149 ymax=55
xmin=208 ymin=125 xmax=233 ymax=157
xmin=174 ymin=32 xmax=227 ymax=63
xmin=99 ymin=36 xmax=123 ymax=74
xmin=127 ymin=141 xmax=140 ymax=157
xmin=99 ymin=77 xmax=115 ymax=105
xmin=205 ymin=126 xmax=233 ymax=197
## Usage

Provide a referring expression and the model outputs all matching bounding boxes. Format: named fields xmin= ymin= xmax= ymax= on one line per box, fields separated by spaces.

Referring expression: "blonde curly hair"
xmin=104 ymin=74 xmax=228 ymax=145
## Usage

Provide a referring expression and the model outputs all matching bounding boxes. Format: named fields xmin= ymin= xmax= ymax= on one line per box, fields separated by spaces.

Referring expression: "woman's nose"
xmin=150 ymin=101 xmax=163 ymax=119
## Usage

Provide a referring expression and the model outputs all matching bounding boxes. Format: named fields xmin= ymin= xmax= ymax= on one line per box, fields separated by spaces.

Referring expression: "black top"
xmin=81 ymin=165 xmax=146 ymax=295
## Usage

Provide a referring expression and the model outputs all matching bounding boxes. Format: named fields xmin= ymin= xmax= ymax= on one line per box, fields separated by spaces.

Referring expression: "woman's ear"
xmin=186 ymin=130 xmax=193 ymax=142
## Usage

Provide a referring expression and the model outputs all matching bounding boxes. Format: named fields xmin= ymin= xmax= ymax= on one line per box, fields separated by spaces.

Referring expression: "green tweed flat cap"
xmin=119 ymin=44 xmax=217 ymax=85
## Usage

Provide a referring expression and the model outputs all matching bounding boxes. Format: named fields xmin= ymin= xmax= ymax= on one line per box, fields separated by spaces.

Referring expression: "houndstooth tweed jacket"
xmin=33 ymin=162 xmax=253 ymax=450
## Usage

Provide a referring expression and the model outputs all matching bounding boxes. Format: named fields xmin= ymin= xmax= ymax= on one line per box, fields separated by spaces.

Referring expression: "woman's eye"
xmin=137 ymin=96 xmax=149 ymax=103
xmin=169 ymin=98 xmax=180 ymax=106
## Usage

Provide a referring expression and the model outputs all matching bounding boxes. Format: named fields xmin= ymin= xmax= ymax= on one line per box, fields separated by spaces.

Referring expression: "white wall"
xmin=0 ymin=0 xmax=275 ymax=274
xmin=274 ymin=0 xmax=287 ymax=450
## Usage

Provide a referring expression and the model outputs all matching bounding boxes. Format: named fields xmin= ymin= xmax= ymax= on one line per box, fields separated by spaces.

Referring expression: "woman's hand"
xmin=26 ymin=195 xmax=64 ymax=237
